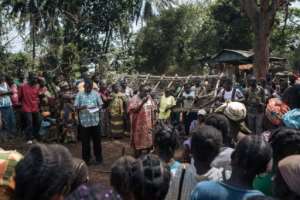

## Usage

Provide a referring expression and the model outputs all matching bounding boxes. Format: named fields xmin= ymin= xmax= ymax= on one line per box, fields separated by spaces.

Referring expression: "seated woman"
xmin=191 ymin=135 xmax=272 ymax=200
xmin=166 ymin=125 xmax=224 ymax=200
xmin=14 ymin=144 xmax=75 ymax=200
xmin=274 ymin=155 xmax=300 ymax=200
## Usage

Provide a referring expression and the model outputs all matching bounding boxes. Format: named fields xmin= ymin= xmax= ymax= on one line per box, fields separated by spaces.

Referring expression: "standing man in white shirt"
xmin=217 ymin=78 xmax=244 ymax=104
xmin=182 ymin=84 xmax=197 ymax=135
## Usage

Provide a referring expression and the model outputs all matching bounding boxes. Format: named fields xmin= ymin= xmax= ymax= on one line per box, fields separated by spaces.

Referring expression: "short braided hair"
xmin=153 ymin=123 xmax=179 ymax=162
xmin=131 ymin=154 xmax=170 ymax=200
xmin=15 ymin=144 xmax=74 ymax=200
xmin=111 ymin=156 xmax=136 ymax=200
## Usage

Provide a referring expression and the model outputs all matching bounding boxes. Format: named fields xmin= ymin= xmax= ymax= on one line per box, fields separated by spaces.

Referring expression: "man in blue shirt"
xmin=0 ymin=75 xmax=16 ymax=139
xmin=75 ymin=79 xmax=103 ymax=165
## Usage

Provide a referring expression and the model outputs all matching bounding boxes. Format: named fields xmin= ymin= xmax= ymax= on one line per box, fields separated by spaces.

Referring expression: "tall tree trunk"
xmin=253 ymin=19 xmax=270 ymax=80
xmin=30 ymin=13 xmax=36 ymax=64
xmin=240 ymin=0 xmax=281 ymax=80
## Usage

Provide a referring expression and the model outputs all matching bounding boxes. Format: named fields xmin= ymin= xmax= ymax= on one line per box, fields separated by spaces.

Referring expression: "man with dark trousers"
xmin=75 ymin=79 xmax=103 ymax=165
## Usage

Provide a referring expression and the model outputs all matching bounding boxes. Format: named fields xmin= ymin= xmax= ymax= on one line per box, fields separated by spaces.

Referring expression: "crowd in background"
xmin=0 ymin=71 xmax=300 ymax=200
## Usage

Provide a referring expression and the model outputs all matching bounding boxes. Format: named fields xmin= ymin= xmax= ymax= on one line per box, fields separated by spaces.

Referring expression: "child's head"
xmin=205 ymin=113 xmax=232 ymax=147
xmin=191 ymin=125 xmax=223 ymax=172
xmin=131 ymin=154 xmax=171 ymax=200
xmin=70 ymin=158 xmax=89 ymax=193
xmin=270 ymin=127 xmax=300 ymax=167
xmin=231 ymin=136 xmax=272 ymax=180
xmin=111 ymin=156 xmax=136 ymax=200
xmin=153 ymin=124 xmax=179 ymax=162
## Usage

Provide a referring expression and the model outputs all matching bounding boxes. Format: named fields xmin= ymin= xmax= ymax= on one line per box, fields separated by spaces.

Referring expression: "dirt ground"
xmin=1 ymin=137 xmax=133 ymax=187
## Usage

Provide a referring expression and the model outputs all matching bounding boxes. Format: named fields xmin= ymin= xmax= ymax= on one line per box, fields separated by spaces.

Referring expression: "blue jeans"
xmin=0 ymin=106 xmax=16 ymax=134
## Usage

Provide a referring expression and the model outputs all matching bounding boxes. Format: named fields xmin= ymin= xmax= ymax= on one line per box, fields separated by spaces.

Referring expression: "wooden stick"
xmin=142 ymin=74 xmax=150 ymax=84
xmin=210 ymin=73 xmax=224 ymax=112
xmin=124 ymin=74 xmax=219 ymax=81
xmin=153 ymin=75 xmax=165 ymax=91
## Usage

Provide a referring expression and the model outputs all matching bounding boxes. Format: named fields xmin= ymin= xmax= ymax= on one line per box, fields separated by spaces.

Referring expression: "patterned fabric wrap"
xmin=0 ymin=150 xmax=23 ymax=190
xmin=128 ymin=95 xmax=156 ymax=150
xmin=109 ymin=93 xmax=125 ymax=137
xmin=265 ymin=98 xmax=290 ymax=125
xmin=283 ymin=109 xmax=300 ymax=129
xmin=215 ymin=102 xmax=247 ymax=122
xmin=66 ymin=184 xmax=121 ymax=200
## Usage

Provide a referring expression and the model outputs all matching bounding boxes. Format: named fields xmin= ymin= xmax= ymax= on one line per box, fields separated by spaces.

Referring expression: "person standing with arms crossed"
xmin=75 ymin=79 xmax=103 ymax=165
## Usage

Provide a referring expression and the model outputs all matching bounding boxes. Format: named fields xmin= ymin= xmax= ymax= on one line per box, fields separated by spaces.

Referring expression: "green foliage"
xmin=1 ymin=0 xmax=146 ymax=75
xmin=209 ymin=0 xmax=253 ymax=50
xmin=134 ymin=0 xmax=300 ymax=74
xmin=134 ymin=1 xmax=254 ymax=74
xmin=0 ymin=52 xmax=32 ymax=74
xmin=135 ymin=5 xmax=206 ymax=74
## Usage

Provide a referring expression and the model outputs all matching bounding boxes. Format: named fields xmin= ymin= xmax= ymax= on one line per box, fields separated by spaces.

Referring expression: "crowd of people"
xmin=0 ymin=71 xmax=300 ymax=200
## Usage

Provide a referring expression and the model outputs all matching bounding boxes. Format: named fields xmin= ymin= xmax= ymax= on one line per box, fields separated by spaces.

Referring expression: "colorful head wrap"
xmin=283 ymin=109 xmax=300 ymax=129
xmin=215 ymin=102 xmax=247 ymax=122
xmin=278 ymin=155 xmax=300 ymax=196
xmin=265 ymin=98 xmax=290 ymax=126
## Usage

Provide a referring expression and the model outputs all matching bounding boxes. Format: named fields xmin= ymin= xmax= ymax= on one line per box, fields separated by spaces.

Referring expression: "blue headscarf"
xmin=283 ymin=109 xmax=300 ymax=129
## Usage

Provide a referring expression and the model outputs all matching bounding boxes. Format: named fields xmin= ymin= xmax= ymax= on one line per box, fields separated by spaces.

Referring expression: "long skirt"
xmin=110 ymin=114 xmax=124 ymax=138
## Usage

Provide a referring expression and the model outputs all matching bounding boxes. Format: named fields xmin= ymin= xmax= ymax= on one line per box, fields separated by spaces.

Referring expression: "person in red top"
xmin=18 ymin=73 xmax=40 ymax=144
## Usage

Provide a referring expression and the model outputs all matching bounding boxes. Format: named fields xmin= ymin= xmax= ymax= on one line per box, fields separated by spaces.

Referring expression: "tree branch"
xmin=268 ymin=0 xmax=280 ymax=28
xmin=240 ymin=0 xmax=259 ymax=23
xmin=280 ymin=3 xmax=289 ymax=38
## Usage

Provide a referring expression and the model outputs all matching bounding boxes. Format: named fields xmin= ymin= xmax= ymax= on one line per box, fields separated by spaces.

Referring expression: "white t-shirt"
xmin=218 ymin=88 xmax=244 ymax=102
xmin=182 ymin=91 xmax=195 ymax=109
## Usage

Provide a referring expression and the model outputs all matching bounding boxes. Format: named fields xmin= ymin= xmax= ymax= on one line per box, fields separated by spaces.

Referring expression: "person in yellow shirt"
xmin=159 ymin=89 xmax=177 ymax=123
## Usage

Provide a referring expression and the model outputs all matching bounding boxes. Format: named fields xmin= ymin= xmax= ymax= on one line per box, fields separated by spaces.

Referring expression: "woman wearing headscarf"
xmin=253 ymin=98 xmax=290 ymax=196
xmin=263 ymin=98 xmax=290 ymax=141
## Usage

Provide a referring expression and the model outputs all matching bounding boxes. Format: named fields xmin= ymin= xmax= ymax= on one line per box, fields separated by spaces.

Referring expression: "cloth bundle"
xmin=283 ymin=109 xmax=300 ymax=129
xmin=265 ymin=98 xmax=290 ymax=126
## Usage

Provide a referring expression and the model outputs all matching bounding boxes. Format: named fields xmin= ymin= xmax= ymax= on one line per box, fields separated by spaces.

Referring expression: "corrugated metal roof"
xmin=223 ymin=49 xmax=254 ymax=58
